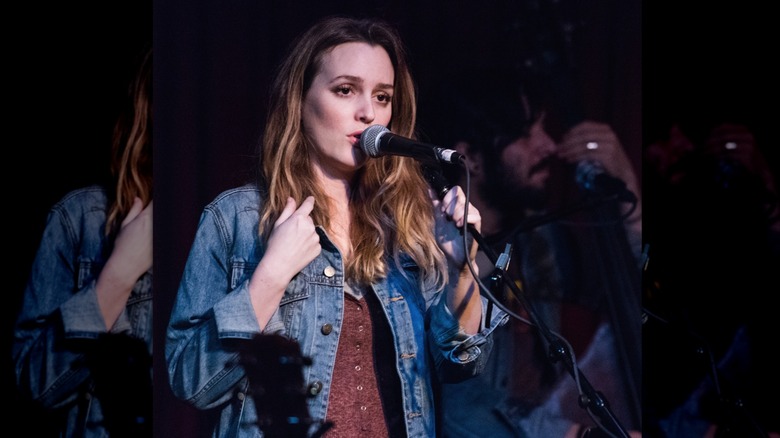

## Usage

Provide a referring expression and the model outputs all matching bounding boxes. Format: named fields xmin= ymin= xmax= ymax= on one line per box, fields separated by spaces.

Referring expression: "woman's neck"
xmin=314 ymin=167 xmax=354 ymax=259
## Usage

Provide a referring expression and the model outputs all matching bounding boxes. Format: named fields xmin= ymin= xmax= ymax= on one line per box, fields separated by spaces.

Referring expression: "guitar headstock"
xmin=239 ymin=333 xmax=323 ymax=438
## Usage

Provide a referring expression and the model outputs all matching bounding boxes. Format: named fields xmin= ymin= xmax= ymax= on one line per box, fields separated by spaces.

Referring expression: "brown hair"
xmin=105 ymin=45 xmax=153 ymax=238
xmin=258 ymin=16 xmax=446 ymax=287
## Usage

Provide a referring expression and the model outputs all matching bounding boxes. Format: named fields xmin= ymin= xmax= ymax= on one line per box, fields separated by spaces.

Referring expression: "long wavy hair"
xmin=258 ymin=16 xmax=446 ymax=288
xmin=105 ymin=45 xmax=152 ymax=239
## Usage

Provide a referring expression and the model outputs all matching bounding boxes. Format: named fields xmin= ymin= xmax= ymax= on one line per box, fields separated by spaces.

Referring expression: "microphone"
xmin=359 ymin=124 xmax=465 ymax=166
xmin=575 ymin=160 xmax=637 ymax=203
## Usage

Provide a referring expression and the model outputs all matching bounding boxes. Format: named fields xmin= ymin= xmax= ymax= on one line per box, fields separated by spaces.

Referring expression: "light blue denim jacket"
xmin=166 ymin=184 xmax=507 ymax=437
xmin=12 ymin=185 xmax=153 ymax=437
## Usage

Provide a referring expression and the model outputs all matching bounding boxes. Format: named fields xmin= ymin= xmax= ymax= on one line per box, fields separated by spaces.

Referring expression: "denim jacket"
xmin=12 ymin=185 xmax=153 ymax=437
xmin=166 ymin=184 xmax=507 ymax=437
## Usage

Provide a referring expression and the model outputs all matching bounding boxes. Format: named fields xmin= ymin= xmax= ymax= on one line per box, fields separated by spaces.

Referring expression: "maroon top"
xmin=324 ymin=287 xmax=405 ymax=437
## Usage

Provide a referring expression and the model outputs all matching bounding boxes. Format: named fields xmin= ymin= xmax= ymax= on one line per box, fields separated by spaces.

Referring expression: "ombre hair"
xmin=105 ymin=45 xmax=152 ymax=239
xmin=258 ymin=16 xmax=447 ymax=288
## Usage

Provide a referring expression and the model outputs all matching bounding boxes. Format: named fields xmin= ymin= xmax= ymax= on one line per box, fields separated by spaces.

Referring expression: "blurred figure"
xmin=12 ymin=46 xmax=152 ymax=437
xmin=644 ymin=118 xmax=780 ymax=438
xmin=421 ymin=71 xmax=642 ymax=437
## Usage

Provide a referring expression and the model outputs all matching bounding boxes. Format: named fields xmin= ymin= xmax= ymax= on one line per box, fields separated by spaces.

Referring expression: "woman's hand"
xmin=255 ymin=196 xmax=321 ymax=284
xmin=431 ymin=186 xmax=483 ymax=333
xmin=430 ymin=185 xmax=481 ymax=271
xmin=249 ymin=196 xmax=321 ymax=329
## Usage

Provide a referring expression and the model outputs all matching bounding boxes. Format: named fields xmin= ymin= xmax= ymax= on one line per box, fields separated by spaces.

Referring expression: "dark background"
xmin=642 ymin=3 xmax=779 ymax=435
xmin=7 ymin=0 xmax=776 ymax=435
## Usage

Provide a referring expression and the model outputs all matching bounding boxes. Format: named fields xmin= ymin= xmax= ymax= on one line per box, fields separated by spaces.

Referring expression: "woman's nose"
xmin=356 ymin=97 xmax=376 ymax=123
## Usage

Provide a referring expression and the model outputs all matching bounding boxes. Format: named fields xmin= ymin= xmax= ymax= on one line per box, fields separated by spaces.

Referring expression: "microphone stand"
xmin=422 ymin=162 xmax=632 ymax=436
xmin=467 ymin=192 xmax=632 ymax=438
xmin=643 ymin=251 xmax=770 ymax=438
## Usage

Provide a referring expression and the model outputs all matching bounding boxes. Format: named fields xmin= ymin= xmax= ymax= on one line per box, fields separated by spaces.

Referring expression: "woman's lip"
xmin=349 ymin=131 xmax=363 ymax=146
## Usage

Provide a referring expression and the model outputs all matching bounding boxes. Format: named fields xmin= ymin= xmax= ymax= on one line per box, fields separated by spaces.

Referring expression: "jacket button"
xmin=324 ymin=266 xmax=336 ymax=277
xmin=457 ymin=351 xmax=470 ymax=361
xmin=321 ymin=323 xmax=333 ymax=335
xmin=308 ymin=381 xmax=323 ymax=395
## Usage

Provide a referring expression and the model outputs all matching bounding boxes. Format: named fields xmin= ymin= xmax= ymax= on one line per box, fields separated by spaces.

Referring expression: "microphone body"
xmin=421 ymin=164 xmax=453 ymax=200
xmin=575 ymin=160 xmax=637 ymax=203
xmin=360 ymin=125 xmax=465 ymax=166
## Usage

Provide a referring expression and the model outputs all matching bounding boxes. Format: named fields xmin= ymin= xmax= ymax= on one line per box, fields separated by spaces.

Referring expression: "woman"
xmin=13 ymin=46 xmax=153 ymax=437
xmin=165 ymin=16 xmax=506 ymax=437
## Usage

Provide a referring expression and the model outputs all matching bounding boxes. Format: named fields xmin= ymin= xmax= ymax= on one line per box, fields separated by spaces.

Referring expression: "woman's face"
xmin=302 ymin=42 xmax=394 ymax=179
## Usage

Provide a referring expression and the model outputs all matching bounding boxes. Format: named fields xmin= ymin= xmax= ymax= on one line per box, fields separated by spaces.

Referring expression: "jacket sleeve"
xmin=12 ymin=203 xmax=115 ymax=409
xmin=165 ymin=204 xmax=263 ymax=410
xmin=426 ymin=284 xmax=509 ymax=383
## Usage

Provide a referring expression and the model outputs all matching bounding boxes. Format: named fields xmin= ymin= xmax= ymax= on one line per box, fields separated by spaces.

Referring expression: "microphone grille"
xmin=575 ymin=159 xmax=603 ymax=191
xmin=360 ymin=125 xmax=388 ymax=157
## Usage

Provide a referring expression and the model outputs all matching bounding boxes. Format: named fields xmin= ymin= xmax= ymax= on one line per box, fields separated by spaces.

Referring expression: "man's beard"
xmin=481 ymin=160 xmax=550 ymax=227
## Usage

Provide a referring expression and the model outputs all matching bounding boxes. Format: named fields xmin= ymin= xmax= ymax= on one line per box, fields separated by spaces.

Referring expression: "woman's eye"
xmin=336 ymin=86 xmax=352 ymax=95
xmin=376 ymin=94 xmax=391 ymax=103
